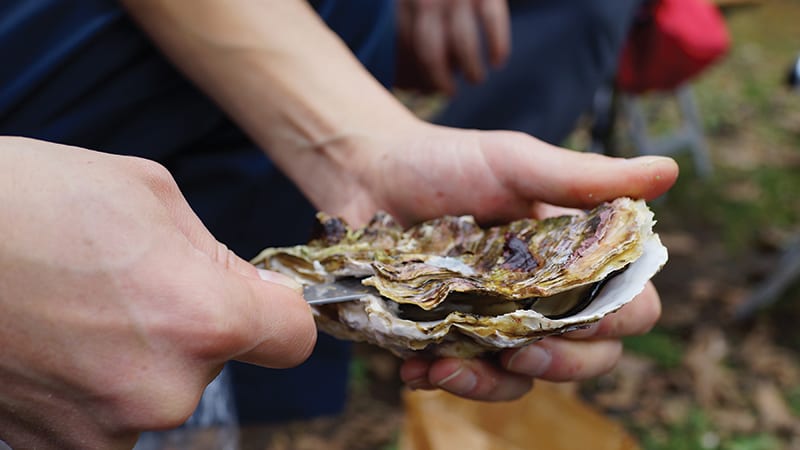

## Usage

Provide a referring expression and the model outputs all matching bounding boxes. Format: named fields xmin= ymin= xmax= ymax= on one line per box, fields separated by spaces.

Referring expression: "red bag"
xmin=616 ymin=0 xmax=730 ymax=94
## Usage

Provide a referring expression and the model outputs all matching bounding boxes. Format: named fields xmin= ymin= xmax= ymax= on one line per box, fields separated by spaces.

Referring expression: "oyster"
xmin=252 ymin=197 xmax=668 ymax=358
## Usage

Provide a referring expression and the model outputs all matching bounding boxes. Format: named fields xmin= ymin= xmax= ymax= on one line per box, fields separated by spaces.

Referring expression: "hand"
xmin=311 ymin=121 xmax=678 ymax=401
xmin=399 ymin=281 xmax=662 ymax=401
xmin=121 ymin=0 xmax=675 ymax=403
xmin=317 ymin=122 xmax=678 ymax=228
xmin=0 ymin=137 xmax=316 ymax=448
xmin=396 ymin=0 xmax=511 ymax=94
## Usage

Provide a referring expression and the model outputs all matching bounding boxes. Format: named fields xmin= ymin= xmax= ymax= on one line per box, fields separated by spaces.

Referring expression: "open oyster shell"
xmin=252 ymin=197 xmax=668 ymax=358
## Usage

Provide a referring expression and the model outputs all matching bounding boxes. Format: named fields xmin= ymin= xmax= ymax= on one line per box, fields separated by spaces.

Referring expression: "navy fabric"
xmin=0 ymin=0 xmax=395 ymax=423
xmin=434 ymin=0 xmax=642 ymax=145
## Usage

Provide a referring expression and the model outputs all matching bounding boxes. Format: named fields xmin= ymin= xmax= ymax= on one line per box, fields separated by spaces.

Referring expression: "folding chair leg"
xmin=620 ymin=84 xmax=714 ymax=178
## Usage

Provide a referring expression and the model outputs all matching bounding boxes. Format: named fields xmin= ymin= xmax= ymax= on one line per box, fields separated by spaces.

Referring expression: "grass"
xmin=623 ymin=328 xmax=686 ymax=369
xmin=634 ymin=408 xmax=783 ymax=450
xmin=655 ymin=155 xmax=800 ymax=251
xmin=788 ymin=386 xmax=800 ymax=417
xmin=637 ymin=408 xmax=716 ymax=450
xmin=348 ymin=356 xmax=370 ymax=393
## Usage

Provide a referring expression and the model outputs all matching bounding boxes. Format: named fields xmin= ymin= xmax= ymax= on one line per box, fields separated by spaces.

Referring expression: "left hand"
xmin=308 ymin=121 xmax=677 ymax=401
xmin=399 ymin=283 xmax=662 ymax=401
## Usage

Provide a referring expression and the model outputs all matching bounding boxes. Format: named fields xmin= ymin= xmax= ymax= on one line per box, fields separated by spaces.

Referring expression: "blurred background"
xmin=592 ymin=0 xmax=800 ymax=447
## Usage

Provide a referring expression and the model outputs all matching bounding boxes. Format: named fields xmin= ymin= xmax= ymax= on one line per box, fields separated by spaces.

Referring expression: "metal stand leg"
xmin=621 ymin=84 xmax=714 ymax=177
xmin=589 ymin=83 xmax=618 ymax=155
xmin=735 ymin=236 xmax=800 ymax=320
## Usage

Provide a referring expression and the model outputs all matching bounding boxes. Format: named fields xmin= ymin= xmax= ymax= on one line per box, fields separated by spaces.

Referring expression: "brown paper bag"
xmin=399 ymin=382 xmax=639 ymax=450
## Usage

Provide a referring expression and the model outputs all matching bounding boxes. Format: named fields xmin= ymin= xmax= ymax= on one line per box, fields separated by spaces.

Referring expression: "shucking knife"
xmin=302 ymin=278 xmax=376 ymax=305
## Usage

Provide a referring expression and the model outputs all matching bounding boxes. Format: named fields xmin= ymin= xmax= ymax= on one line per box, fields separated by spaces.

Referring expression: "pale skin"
xmin=0 ymin=139 xmax=316 ymax=449
xmin=0 ymin=0 xmax=678 ymax=447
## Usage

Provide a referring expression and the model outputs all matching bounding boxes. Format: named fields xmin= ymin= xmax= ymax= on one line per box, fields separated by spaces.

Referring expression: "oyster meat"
xmin=252 ymin=197 xmax=668 ymax=358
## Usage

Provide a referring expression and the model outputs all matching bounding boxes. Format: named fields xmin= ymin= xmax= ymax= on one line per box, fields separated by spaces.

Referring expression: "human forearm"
xmin=121 ymin=0 xmax=416 ymax=207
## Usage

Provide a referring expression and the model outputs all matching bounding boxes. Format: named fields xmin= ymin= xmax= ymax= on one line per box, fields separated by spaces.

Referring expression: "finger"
xmin=175 ymin=241 xmax=316 ymax=368
xmin=221 ymin=270 xmax=317 ymax=368
xmin=482 ymin=131 xmax=679 ymax=209
xmin=500 ymin=338 xmax=622 ymax=382
xmin=166 ymin=197 xmax=313 ymax=360
xmin=563 ymin=282 xmax=661 ymax=339
xmin=529 ymin=202 xmax=584 ymax=220
xmin=414 ymin=4 xmax=454 ymax=94
xmin=477 ymin=0 xmax=511 ymax=66
xmin=449 ymin=1 xmax=485 ymax=83
xmin=396 ymin=0 xmax=414 ymax=47
xmin=400 ymin=357 xmax=436 ymax=390
xmin=427 ymin=358 xmax=533 ymax=401
xmin=133 ymin=149 xmax=317 ymax=369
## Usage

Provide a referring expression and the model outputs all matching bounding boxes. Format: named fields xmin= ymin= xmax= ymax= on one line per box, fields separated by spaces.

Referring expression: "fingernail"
xmin=630 ymin=155 xmax=670 ymax=166
xmin=564 ymin=322 xmax=600 ymax=339
xmin=506 ymin=345 xmax=552 ymax=376
xmin=406 ymin=377 xmax=429 ymax=391
xmin=435 ymin=365 xmax=477 ymax=395
xmin=257 ymin=269 xmax=302 ymax=294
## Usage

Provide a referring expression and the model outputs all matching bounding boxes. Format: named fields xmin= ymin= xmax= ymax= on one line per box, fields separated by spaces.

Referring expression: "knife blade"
xmin=303 ymin=278 xmax=376 ymax=305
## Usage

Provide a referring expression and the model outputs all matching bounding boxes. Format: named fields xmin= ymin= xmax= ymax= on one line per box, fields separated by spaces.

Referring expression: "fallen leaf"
xmin=683 ymin=327 xmax=742 ymax=408
xmin=710 ymin=408 xmax=758 ymax=434
xmin=753 ymin=382 xmax=800 ymax=433
xmin=593 ymin=355 xmax=655 ymax=412
xmin=658 ymin=396 xmax=692 ymax=426
xmin=659 ymin=232 xmax=700 ymax=256
xmin=689 ymin=278 xmax=717 ymax=303
xmin=740 ymin=324 xmax=800 ymax=388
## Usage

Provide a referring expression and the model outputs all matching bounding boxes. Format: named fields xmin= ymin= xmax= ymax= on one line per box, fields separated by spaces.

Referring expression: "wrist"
xmin=276 ymin=103 xmax=425 ymax=217
xmin=124 ymin=0 xmax=421 ymax=201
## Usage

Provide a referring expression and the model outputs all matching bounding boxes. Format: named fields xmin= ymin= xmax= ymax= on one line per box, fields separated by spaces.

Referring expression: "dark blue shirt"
xmin=0 ymin=0 xmax=395 ymax=423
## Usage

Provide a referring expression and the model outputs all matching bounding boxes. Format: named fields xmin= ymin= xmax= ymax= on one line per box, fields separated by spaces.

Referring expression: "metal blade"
xmin=303 ymin=278 xmax=375 ymax=305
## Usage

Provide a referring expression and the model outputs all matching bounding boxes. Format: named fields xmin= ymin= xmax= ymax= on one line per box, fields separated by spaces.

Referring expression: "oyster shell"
xmin=252 ymin=197 xmax=668 ymax=358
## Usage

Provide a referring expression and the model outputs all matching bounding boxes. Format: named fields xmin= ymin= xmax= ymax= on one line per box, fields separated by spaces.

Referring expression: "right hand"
xmin=0 ymin=137 xmax=316 ymax=449
xmin=396 ymin=0 xmax=511 ymax=93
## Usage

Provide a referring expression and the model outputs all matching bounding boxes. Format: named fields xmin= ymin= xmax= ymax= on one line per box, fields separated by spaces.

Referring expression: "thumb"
xmin=193 ymin=237 xmax=317 ymax=368
xmin=144 ymin=165 xmax=267 ymax=280
xmin=152 ymin=179 xmax=317 ymax=367
xmin=202 ymin=256 xmax=317 ymax=369
xmin=182 ymin=218 xmax=318 ymax=368
xmin=484 ymin=132 xmax=680 ymax=209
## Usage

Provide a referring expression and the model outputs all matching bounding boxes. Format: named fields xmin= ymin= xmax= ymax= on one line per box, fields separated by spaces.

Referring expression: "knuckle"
xmin=102 ymin=376 xmax=202 ymax=432
xmin=596 ymin=342 xmax=623 ymax=375
xmin=560 ymin=358 xmax=584 ymax=380
xmin=214 ymin=241 xmax=236 ymax=270
xmin=631 ymin=292 xmax=662 ymax=335
xmin=508 ymin=379 xmax=534 ymax=401
xmin=127 ymin=157 xmax=180 ymax=197
xmin=191 ymin=302 xmax=247 ymax=357
xmin=136 ymin=392 xmax=198 ymax=431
